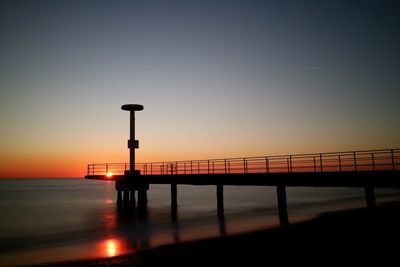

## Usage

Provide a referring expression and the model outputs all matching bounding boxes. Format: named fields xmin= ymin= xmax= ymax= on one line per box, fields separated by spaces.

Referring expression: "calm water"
xmin=0 ymin=178 xmax=399 ymax=267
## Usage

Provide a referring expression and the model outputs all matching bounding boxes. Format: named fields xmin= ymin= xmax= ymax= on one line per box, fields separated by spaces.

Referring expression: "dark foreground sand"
xmin=46 ymin=201 xmax=400 ymax=267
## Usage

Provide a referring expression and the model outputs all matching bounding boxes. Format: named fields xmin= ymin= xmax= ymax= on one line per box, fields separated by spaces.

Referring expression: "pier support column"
xmin=130 ymin=190 xmax=136 ymax=206
xmin=138 ymin=189 xmax=147 ymax=205
xmin=277 ymin=185 xmax=289 ymax=227
xmin=117 ymin=190 xmax=122 ymax=206
xmin=123 ymin=190 xmax=129 ymax=206
xmin=217 ymin=184 xmax=224 ymax=219
xmin=365 ymin=186 xmax=376 ymax=210
xmin=137 ymin=188 xmax=148 ymax=217
xmin=171 ymin=183 xmax=177 ymax=212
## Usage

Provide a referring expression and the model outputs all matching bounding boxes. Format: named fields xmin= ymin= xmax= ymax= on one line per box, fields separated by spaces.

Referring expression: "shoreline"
xmin=39 ymin=200 xmax=400 ymax=267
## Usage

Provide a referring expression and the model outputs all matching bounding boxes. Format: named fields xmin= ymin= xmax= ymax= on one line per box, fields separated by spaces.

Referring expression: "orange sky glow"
xmin=1 ymin=1 xmax=399 ymax=178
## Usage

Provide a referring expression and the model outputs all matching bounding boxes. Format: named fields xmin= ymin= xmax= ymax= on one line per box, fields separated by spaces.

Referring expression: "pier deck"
xmin=85 ymin=149 xmax=400 ymax=226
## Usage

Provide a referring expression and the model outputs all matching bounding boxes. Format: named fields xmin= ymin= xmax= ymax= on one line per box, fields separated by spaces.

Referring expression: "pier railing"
xmin=87 ymin=149 xmax=399 ymax=177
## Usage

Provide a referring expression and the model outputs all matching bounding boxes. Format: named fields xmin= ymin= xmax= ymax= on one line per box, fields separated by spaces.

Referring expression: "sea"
xmin=0 ymin=178 xmax=399 ymax=267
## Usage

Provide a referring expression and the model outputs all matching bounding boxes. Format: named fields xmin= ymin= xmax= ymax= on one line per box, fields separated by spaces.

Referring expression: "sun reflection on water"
xmin=99 ymin=238 xmax=133 ymax=258
xmin=104 ymin=199 xmax=114 ymax=204
xmin=106 ymin=239 xmax=117 ymax=257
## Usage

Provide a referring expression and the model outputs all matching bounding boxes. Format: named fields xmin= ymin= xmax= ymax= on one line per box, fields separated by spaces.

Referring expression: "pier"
xmin=85 ymin=104 xmax=400 ymax=226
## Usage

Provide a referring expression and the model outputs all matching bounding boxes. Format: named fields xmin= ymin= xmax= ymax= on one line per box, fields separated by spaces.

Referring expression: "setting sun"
xmin=106 ymin=172 xmax=113 ymax=178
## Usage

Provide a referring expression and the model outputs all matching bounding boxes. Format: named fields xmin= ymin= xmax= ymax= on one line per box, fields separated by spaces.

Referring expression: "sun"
xmin=106 ymin=172 xmax=113 ymax=178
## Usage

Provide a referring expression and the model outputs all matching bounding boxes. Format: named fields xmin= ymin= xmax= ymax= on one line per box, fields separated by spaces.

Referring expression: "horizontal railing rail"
xmin=86 ymin=149 xmax=400 ymax=177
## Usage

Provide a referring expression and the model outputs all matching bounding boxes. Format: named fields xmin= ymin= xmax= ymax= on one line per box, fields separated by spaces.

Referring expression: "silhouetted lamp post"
xmin=121 ymin=104 xmax=144 ymax=175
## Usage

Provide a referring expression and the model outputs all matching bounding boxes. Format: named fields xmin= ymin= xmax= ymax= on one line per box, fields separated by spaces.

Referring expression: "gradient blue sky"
xmin=0 ymin=0 xmax=399 ymax=177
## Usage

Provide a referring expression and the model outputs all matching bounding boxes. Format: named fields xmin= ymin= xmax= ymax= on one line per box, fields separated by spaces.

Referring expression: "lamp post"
xmin=121 ymin=104 xmax=144 ymax=174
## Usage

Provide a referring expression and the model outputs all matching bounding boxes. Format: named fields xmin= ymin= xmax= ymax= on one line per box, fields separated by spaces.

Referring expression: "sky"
xmin=0 ymin=0 xmax=399 ymax=178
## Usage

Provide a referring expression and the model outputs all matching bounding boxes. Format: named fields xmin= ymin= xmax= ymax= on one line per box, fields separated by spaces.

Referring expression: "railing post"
xmin=266 ymin=157 xmax=269 ymax=173
xmin=176 ymin=162 xmax=178 ymax=175
xmin=224 ymin=159 xmax=227 ymax=174
xmin=243 ymin=158 xmax=246 ymax=173
xmin=313 ymin=156 xmax=316 ymax=172
xmin=151 ymin=163 xmax=153 ymax=175
xmin=320 ymin=154 xmax=323 ymax=172
xmin=212 ymin=162 xmax=215 ymax=174
xmin=286 ymin=158 xmax=290 ymax=172
xmin=191 ymin=161 xmax=193 ymax=174
xmin=354 ymin=152 xmax=357 ymax=172
xmin=170 ymin=163 xmax=173 ymax=175
xmin=184 ymin=163 xmax=186 ymax=175
xmin=339 ymin=155 xmax=342 ymax=172
xmin=198 ymin=162 xmax=200 ymax=174
xmin=372 ymin=153 xmax=375 ymax=171
xmin=391 ymin=149 xmax=395 ymax=171
xmin=106 ymin=164 xmax=108 ymax=175
xmin=208 ymin=160 xmax=210 ymax=174
xmin=289 ymin=155 xmax=293 ymax=172
xmin=228 ymin=161 xmax=231 ymax=174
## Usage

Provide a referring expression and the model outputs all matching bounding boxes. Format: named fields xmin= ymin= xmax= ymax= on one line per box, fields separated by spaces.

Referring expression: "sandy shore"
xmin=42 ymin=201 xmax=400 ymax=267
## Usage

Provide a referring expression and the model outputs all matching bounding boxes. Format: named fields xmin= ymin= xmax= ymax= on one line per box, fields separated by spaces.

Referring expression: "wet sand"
xmin=41 ymin=201 xmax=400 ymax=267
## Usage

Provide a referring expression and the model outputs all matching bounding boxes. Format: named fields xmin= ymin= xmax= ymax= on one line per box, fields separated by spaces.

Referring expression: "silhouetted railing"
xmin=87 ymin=149 xmax=399 ymax=176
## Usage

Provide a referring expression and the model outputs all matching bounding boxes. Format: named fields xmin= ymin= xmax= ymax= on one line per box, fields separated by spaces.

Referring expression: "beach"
xmin=47 ymin=200 xmax=400 ymax=267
